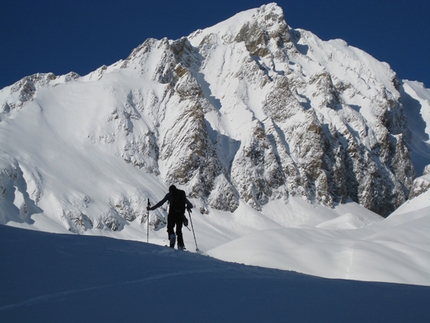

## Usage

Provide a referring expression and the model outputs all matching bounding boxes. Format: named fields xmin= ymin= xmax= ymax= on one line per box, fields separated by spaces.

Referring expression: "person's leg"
xmin=175 ymin=213 xmax=185 ymax=249
xmin=167 ymin=213 xmax=176 ymax=248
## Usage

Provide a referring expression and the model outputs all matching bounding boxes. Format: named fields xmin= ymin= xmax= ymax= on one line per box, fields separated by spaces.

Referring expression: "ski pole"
xmin=147 ymin=198 xmax=151 ymax=243
xmin=188 ymin=209 xmax=199 ymax=252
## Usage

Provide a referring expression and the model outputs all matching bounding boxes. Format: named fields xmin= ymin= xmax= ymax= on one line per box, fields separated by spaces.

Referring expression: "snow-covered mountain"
xmin=1 ymin=3 xmax=429 ymax=286
xmin=401 ymin=80 xmax=430 ymax=197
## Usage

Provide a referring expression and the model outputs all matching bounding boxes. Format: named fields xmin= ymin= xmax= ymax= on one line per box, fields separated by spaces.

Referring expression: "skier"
xmin=147 ymin=185 xmax=193 ymax=250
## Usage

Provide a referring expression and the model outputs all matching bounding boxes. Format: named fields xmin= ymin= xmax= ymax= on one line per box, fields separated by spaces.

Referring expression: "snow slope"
xmin=1 ymin=224 xmax=429 ymax=323
xmin=6 ymin=190 xmax=430 ymax=287
xmin=205 ymin=190 xmax=430 ymax=286
xmin=401 ymin=80 xmax=430 ymax=175
xmin=1 ymin=3 xmax=430 ymax=289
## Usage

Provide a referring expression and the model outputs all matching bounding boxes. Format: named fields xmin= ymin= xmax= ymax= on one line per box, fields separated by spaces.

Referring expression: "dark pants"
xmin=167 ymin=211 xmax=184 ymax=248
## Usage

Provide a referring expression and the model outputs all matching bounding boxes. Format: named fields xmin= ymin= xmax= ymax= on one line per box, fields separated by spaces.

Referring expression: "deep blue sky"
xmin=1 ymin=0 xmax=429 ymax=89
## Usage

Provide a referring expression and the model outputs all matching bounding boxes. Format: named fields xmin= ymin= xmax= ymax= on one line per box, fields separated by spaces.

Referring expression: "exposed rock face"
xmin=162 ymin=3 xmax=414 ymax=216
xmin=0 ymin=3 xmax=422 ymax=229
xmin=409 ymin=165 xmax=430 ymax=198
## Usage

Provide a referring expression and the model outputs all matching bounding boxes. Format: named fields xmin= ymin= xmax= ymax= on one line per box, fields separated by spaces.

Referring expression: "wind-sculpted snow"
xmin=1 ymin=3 xmax=430 ymax=286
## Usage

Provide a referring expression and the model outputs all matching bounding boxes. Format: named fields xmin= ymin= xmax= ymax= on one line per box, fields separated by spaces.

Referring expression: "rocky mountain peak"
xmin=0 ymin=4 xmax=427 ymax=233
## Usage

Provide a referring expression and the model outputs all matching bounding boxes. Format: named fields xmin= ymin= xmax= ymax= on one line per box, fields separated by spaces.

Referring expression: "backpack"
xmin=170 ymin=188 xmax=186 ymax=214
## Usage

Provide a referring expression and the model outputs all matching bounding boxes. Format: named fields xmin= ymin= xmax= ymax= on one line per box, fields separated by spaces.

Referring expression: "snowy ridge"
xmin=1 ymin=3 xmax=430 ymax=286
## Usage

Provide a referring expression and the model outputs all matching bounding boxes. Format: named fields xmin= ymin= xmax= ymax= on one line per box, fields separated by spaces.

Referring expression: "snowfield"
xmin=207 ymin=193 xmax=430 ymax=286
xmin=1 ymin=224 xmax=429 ymax=323
xmin=5 ymin=190 xmax=430 ymax=287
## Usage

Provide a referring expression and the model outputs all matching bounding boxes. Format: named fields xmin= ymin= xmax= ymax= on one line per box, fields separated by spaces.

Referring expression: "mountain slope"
xmin=401 ymin=80 xmax=430 ymax=172
xmin=1 ymin=224 xmax=430 ymax=323
xmin=0 ymin=3 xmax=419 ymax=221
xmin=400 ymin=80 xmax=430 ymax=197
xmin=1 ymin=3 xmax=429 ymax=286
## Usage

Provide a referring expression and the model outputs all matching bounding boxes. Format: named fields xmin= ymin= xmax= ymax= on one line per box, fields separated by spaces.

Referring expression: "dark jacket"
xmin=150 ymin=192 xmax=193 ymax=214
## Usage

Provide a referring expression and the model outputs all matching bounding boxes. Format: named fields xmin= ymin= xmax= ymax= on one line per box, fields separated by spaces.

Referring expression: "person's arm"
xmin=185 ymin=197 xmax=193 ymax=212
xmin=148 ymin=193 xmax=170 ymax=210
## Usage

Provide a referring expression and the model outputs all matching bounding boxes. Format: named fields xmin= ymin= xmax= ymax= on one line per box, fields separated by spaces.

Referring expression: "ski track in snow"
xmin=2 ymin=224 xmax=430 ymax=323
xmin=0 ymin=266 xmax=226 ymax=311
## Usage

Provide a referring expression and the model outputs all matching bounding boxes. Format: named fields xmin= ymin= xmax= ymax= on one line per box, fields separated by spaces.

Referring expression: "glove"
xmin=146 ymin=206 xmax=153 ymax=211
xmin=183 ymin=216 xmax=189 ymax=227
xmin=187 ymin=207 xmax=192 ymax=213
